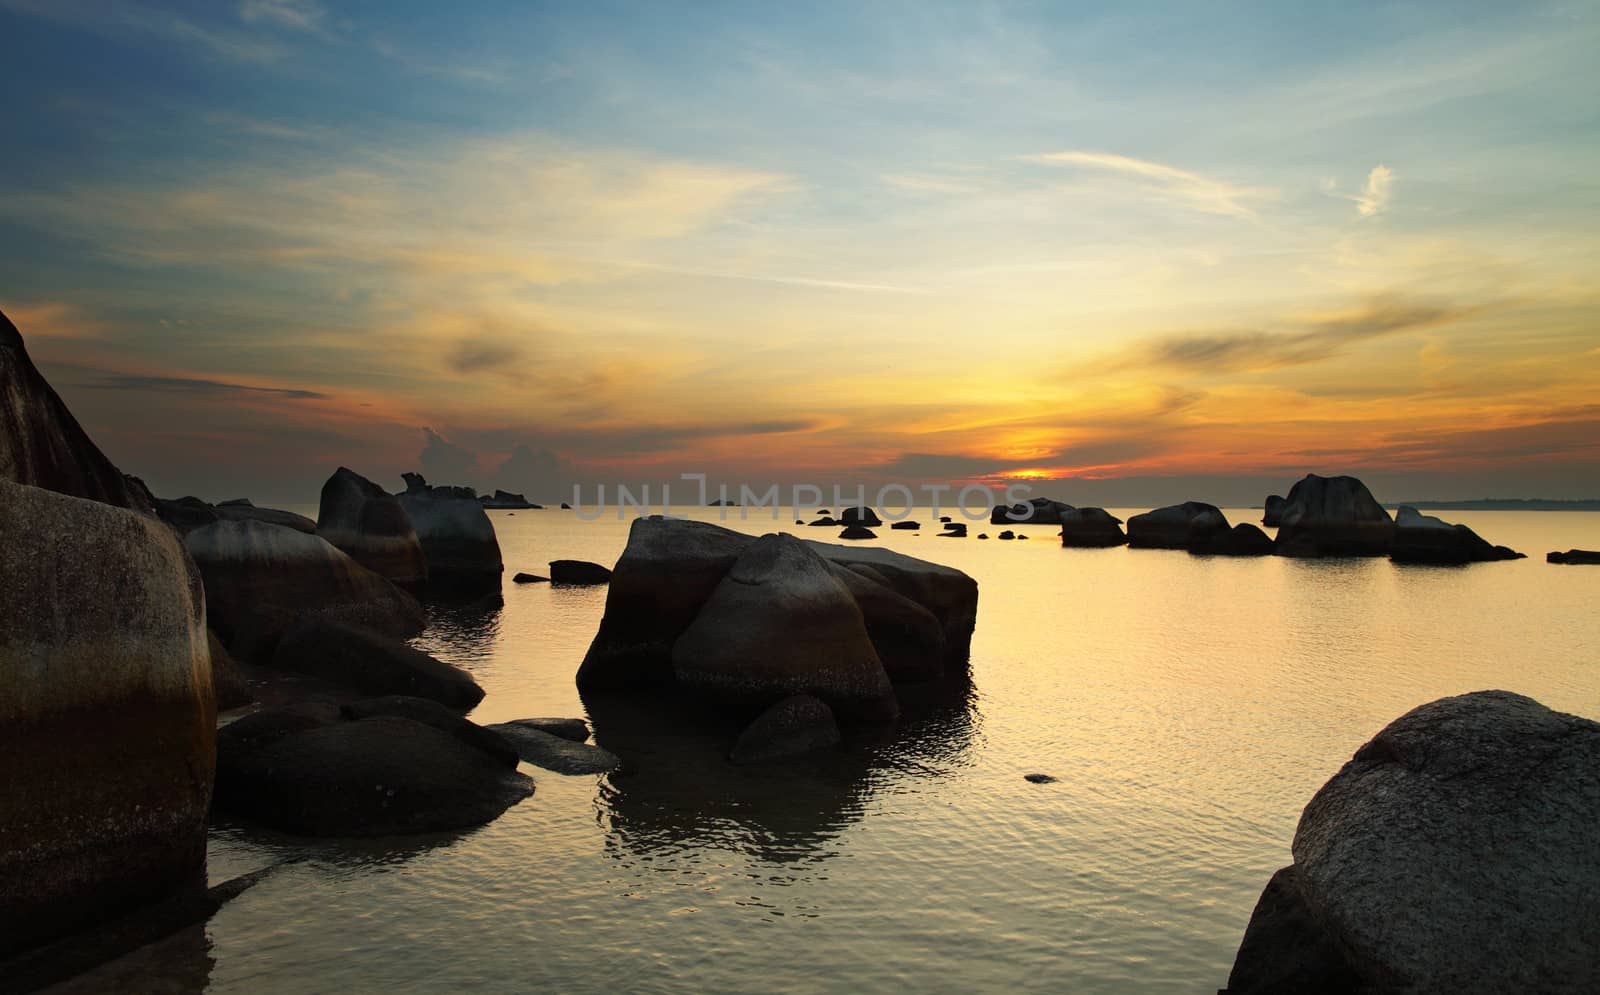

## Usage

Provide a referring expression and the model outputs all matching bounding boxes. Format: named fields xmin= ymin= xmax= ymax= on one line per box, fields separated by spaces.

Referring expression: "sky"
xmin=1 ymin=0 xmax=1597 ymax=507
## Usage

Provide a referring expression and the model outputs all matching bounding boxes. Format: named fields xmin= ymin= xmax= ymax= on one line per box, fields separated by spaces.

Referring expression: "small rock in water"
xmin=1024 ymin=773 xmax=1058 ymax=784
xmin=838 ymin=524 xmax=877 ymax=540
xmin=549 ymin=559 xmax=612 ymax=585
xmin=512 ymin=572 xmax=549 ymax=584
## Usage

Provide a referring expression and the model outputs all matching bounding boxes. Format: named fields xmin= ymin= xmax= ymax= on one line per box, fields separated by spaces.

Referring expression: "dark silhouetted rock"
xmin=502 ymin=717 xmax=590 ymax=742
xmin=1058 ymin=507 xmax=1127 ymax=547
xmin=1017 ymin=533 xmax=1029 ymax=540
xmin=340 ymin=695 xmax=517 ymax=766
xmin=673 ymin=534 xmax=897 ymax=721
xmin=1548 ymin=549 xmax=1600 ymax=564
xmin=213 ymin=502 xmax=316 ymax=534
xmin=838 ymin=524 xmax=876 ymax=540
xmin=807 ymin=517 xmax=838 ymax=526
xmin=730 ymin=695 xmax=841 ymax=764
xmin=1023 ymin=773 xmax=1058 ymax=784
xmin=830 ymin=563 xmax=946 ymax=684
xmin=317 ymin=467 xmax=427 ymax=585
xmin=939 ymin=521 xmax=968 ymax=537
xmin=992 ymin=497 xmax=1072 ymax=525
xmin=272 ymin=618 xmax=483 ymax=708
xmin=1272 ymin=474 xmax=1394 ymax=557
xmin=397 ymin=478 xmax=503 ymax=592
xmin=1127 ymin=501 xmax=1228 ymax=549
xmin=549 ymin=559 xmax=612 ymax=585
xmin=1222 ymin=865 xmax=1362 ymax=995
xmin=1190 ymin=523 xmax=1275 ymax=557
xmin=150 ymin=495 xmax=219 ymax=534
xmin=561 ymin=502 xmax=572 ymax=509
xmin=939 ymin=515 xmax=952 ymax=523
xmin=1263 ymin=494 xmax=1288 ymax=527
xmin=208 ymin=628 xmax=254 ymax=710
xmin=480 ymin=489 xmax=540 ymax=509
xmin=998 ymin=530 xmax=1015 ymax=540
xmin=890 ymin=520 xmax=920 ymax=530
xmin=805 ymin=537 xmax=979 ymax=671
xmin=0 ymin=478 xmax=211 ymax=956
xmin=215 ymin=707 xmax=532 ymax=836
xmin=1391 ymin=506 xmax=1524 ymax=564
xmin=185 ymin=519 xmax=424 ymax=663
xmin=0 ymin=309 xmax=153 ymax=513
xmin=512 ymin=572 xmax=549 ymax=583
xmin=485 ymin=720 xmax=620 ymax=774
xmin=977 ymin=533 xmax=989 ymax=539
xmin=1227 ymin=690 xmax=1600 ymax=993
xmin=839 ymin=506 xmax=882 ymax=527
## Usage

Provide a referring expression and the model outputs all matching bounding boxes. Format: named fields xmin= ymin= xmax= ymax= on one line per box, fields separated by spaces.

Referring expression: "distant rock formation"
xmin=1272 ymin=474 xmax=1394 ymax=557
xmin=1390 ymin=506 xmax=1523 ymax=564
xmin=991 ymin=497 xmax=1072 ymax=525
xmin=396 ymin=472 xmax=503 ymax=593
xmin=807 ymin=516 xmax=838 ymax=526
xmin=212 ymin=502 xmax=316 ymax=533
xmin=1058 ymin=507 xmax=1127 ymax=547
xmin=1126 ymin=501 xmax=1228 ymax=549
xmin=1548 ymin=549 xmax=1600 ymax=564
xmin=480 ymin=489 xmax=540 ymax=509
xmin=939 ymin=521 xmax=968 ymax=537
xmin=838 ymin=524 xmax=877 ymax=540
xmin=890 ymin=520 xmax=921 ymax=530
xmin=0 ymin=478 xmax=212 ymax=956
xmin=317 ymin=467 xmax=427 ymax=585
xmin=839 ymin=506 xmax=882 ymax=527
xmin=1223 ymin=691 xmax=1600 ymax=994
xmin=0 ymin=309 xmax=152 ymax=513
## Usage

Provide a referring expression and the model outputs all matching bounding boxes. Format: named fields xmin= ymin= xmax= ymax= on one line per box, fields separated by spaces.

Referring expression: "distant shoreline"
xmin=1387 ymin=499 xmax=1600 ymax=511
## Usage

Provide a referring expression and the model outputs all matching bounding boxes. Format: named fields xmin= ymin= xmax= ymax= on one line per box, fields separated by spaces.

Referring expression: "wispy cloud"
xmin=81 ymin=373 xmax=327 ymax=399
xmin=1355 ymin=164 xmax=1395 ymax=217
xmin=0 ymin=0 xmax=289 ymax=63
xmin=238 ymin=0 xmax=327 ymax=36
xmin=1019 ymin=151 xmax=1277 ymax=220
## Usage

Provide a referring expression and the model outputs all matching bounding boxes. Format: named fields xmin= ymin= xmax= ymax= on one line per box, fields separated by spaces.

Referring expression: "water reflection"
xmin=586 ymin=671 xmax=981 ymax=867
xmin=39 ymin=923 xmax=213 ymax=995
xmin=414 ymin=592 xmax=504 ymax=667
xmin=208 ymin=817 xmax=481 ymax=878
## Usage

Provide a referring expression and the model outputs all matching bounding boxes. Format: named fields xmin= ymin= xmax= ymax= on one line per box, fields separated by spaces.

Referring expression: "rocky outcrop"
xmin=340 ymin=696 xmax=518 ymax=766
xmin=215 ymin=703 xmax=533 ymax=836
xmin=1189 ymin=523 xmax=1274 ymax=557
xmin=184 ymin=519 xmax=425 ymax=663
xmin=1548 ymin=549 xmax=1600 ymax=564
xmin=830 ymin=563 xmax=946 ymax=684
xmin=1058 ymin=507 xmax=1127 ymax=547
xmin=1262 ymin=494 xmax=1288 ymax=527
xmin=1272 ymin=474 xmax=1394 ymax=557
xmin=838 ymin=524 xmax=876 ymax=540
xmin=806 ymin=538 xmax=979 ymax=669
xmin=549 ymin=559 xmax=612 ymax=585
xmin=672 ymin=534 xmax=897 ymax=721
xmin=1390 ymin=506 xmax=1523 ymax=564
xmin=991 ymin=497 xmax=1072 ymax=525
xmin=484 ymin=720 xmax=620 ymax=775
xmin=0 ymin=478 xmax=212 ymax=956
xmin=316 ymin=467 xmax=427 ymax=585
xmin=1224 ymin=691 xmax=1600 ymax=993
xmin=1126 ymin=501 xmax=1228 ymax=549
xmin=807 ymin=517 xmax=838 ymax=526
xmin=838 ymin=506 xmax=882 ymax=527
xmin=730 ymin=695 xmax=842 ymax=764
xmin=149 ymin=495 xmax=219 ymax=534
xmin=212 ymin=502 xmax=316 ymax=534
xmin=272 ymin=618 xmax=484 ymax=708
xmin=396 ymin=474 xmax=503 ymax=592
xmin=480 ymin=489 xmax=540 ymax=509
xmin=0 ymin=309 xmax=152 ymax=513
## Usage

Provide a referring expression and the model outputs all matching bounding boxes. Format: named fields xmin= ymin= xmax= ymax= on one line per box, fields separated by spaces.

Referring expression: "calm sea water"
xmin=55 ymin=508 xmax=1600 ymax=994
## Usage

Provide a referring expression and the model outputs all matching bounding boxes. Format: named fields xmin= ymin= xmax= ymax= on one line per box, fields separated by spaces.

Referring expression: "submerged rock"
xmin=0 ymin=478 xmax=212 ymax=956
xmin=1023 ymin=773 xmax=1058 ymax=784
xmin=1058 ymin=507 xmax=1127 ymax=547
xmin=317 ymin=467 xmax=427 ymax=585
xmin=1126 ymin=501 xmax=1228 ymax=549
xmin=730 ymin=695 xmax=841 ymax=764
xmin=1272 ymin=474 xmax=1394 ymax=557
xmin=502 ymin=717 xmax=590 ymax=742
xmin=1390 ymin=505 xmax=1523 ymax=564
xmin=1548 ymin=549 xmax=1600 ymax=564
xmin=1225 ymin=690 xmax=1600 ymax=993
xmin=486 ymin=721 xmax=620 ymax=774
xmin=549 ymin=559 xmax=612 ymax=585
xmin=272 ymin=618 xmax=484 ymax=708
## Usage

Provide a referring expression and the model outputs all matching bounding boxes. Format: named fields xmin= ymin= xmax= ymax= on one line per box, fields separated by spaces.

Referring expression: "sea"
xmin=50 ymin=507 xmax=1600 ymax=994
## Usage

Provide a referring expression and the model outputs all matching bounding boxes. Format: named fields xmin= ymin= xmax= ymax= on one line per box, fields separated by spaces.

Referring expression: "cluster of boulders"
xmin=1223 ymin=690 xmax=1600 ymax=993
xmin=575 ymin=517 xmax=978 ymax=762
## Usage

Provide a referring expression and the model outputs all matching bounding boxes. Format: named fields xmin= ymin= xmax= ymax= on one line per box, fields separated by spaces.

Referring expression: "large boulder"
xmin=0 ymin=478 xmax=212 ymax=956
xmin=1262 ymin=494 xmax=1288 ymax=527
xmin=838 ymin=506 xmax=882 ymax=527
xmin=830 ymin=563 xmax=946 ymax=683
xmin=0 ymin=309 xmax=152 ymax=513
xmin=1390 ymin=506 xmax=1523 ymax=564
xmin=207 ymin=629 xmax=255 ymax=710
xmin=397 ymin=475 xmax=503 ymax=592
xmin=184 ymin=519 xmax=424 ymax=663
xmin=316 ymin=467 xmax=427 ymax=584
xmin=215 ymin=705 xmax=533 ymax=836
xmin=272 ymin=618 xmax=484 ymax=708
xmin=1058 ymin=507 xmax=1127 ymax=547
xmin=1225 ymin=691 xmax=1600 ymax=993
xmin=1189 ymin=523 xmax=1274 ymax=557
xmin=211 ymin=502 xmax=316 ymax=534
xmin=149 ymin=495 xmax=220 ymax=534
xmin=341 ymin=696 xmax=518 ymax=766
xmin=1126 ymin=501 xmax=1228 ymax=549
xmin=1272 ymin=474 xmax=1394 ymax=557
xmin=672 ymin=533 xmax=898 ymax=721
xmin=730 ymin=694 xmax=842 ymax=764
xmin=991 ymin=496 xmax=1072 ymax=525
xmin=804 ymin=538 xmax=979 ymax=668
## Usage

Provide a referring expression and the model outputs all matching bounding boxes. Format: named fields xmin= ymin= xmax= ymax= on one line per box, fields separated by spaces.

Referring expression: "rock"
xmin=838 ymin=524 xmax=877 ymax=540
xmin=316 ymin=467 xmax=427 ymax=585
xmin=1126 ymin=501 xmax=1228 ymax=549
xmin=807 ymin=517 xmax=839 ymax=527
xmin=212 ymin=503 xmax=316 ymax=534
xmin=992 ymin=497 xmax=1073 ymax=525
xmin=272 ymin=618 xmax=484 ymax=708
xmin=939 ymin=522 xmax=968 ymax=537
xmin=1023 ymin=773 xmax=1057 ymax=784
xmin=795 ymin=519 xmax=804 ymax=525
xmin=512 ymin=572 xmax=549 ymax=583
xmin=998 ymin=530 xmax=1015 ymax=540
xmin=977 ymin=533 xmax=989 ymax=539
xmin=1548 ymin=549 xmax=1600 ymax=564
xmin=890 ymin=520 xmax=921 ymax=530
xmin=1263 ymin=494 xmax=1288 ymax=527
xmin=396 ymin=476 xmax=503 ymax=592
xmin=804 ymin=537 xmax=979 ymax=671
xmin=215 ymin=707 xmax=533 ymax=836
xmin=1272 ymin=474 xmax=1394 ymax=557
xmin=577 ymin=517 xmax=754 ymax=690
xmin=485 ymin=721 xmax=620 ymax=774
xmin=1222 ymin=865 xmax=1362 ymax=995
xmin=1189 ymin=523 xmax=1275 ymax=557
xmin=0 ymin=309 xmax=153 ymax=513
xmin=939 ymin=516 xmax=952 ymax=523
xmin=340 ymin=695 xmax=518 ymax=767
xmin=185 ymin=519 xmax=425 ymax=663
xmin=672 ymin=533 xmax=897 ymax=721
xmin=561 ymin=502 xmax=572 ymax=510
xmin=549 ymin=559 xmax=612 ymax=585
xmin=0 ymin=478 xmax=211 ymax=956
xmin=830 ymin=564 xmax=946 ymax=684
xmin=730 ymin=695 xmax=841 ymax=764
xmin=1058 ymin=507 xmax=1127 ymax=547
xmin=1228 ymin=690 xmax=1600 ymax=993
xmin=501 ymin=717 xmax=590 ymax=742
xmin=1017 ymin=534 xmax=1029 ymax=540
xmin=816 ymin=510 xmax=832 ymax=517
xmin=208 ymin=629 xmax=255 ymax=710
xmin=1391 ymin=506 xmax=1524 ymax=564
xmin=150 ymin=495 xmax=219 ymax=534
xmin=839 ymin=506 xmax=882 ymax=527
xmin=216 ymin=497 xmax=252 ymax=507
xmin=480 ymin=489 xmax=540 ymax=509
